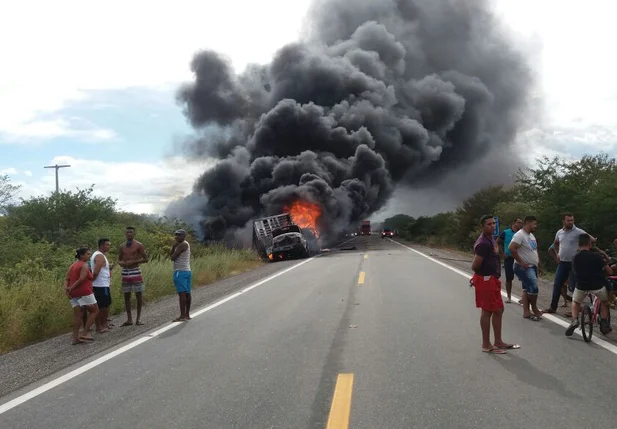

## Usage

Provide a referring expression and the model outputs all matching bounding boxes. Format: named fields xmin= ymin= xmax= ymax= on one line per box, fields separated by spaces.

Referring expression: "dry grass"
xmin=0 ymin=248 xmax=262 ymax=354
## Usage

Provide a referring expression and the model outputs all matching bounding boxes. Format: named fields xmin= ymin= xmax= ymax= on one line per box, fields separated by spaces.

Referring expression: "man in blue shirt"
xmin=498 ymin=217 xmax=523 ymax=303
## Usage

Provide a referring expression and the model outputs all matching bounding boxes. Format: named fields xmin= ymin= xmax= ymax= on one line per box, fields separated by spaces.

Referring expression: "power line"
xmin=43 ymin=164 xmax=71 ymax=194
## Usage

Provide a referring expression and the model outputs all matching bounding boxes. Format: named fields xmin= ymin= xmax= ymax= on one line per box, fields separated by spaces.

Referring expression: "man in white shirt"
xmin=509 ymin=216 xmax=544 ymax=321
xmin=91 ymin=238 xmax=113 ymax=333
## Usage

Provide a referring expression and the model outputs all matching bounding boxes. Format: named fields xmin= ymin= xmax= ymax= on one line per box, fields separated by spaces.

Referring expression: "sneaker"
xmin=566 ymin=319 xmax=580 ymax=336
xmin=600 ymin=319 xmax=611 ymax=335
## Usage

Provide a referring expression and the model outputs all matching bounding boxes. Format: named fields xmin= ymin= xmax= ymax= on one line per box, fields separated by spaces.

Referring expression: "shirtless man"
xmin=118 ymin=226 xmax=148 ymax=326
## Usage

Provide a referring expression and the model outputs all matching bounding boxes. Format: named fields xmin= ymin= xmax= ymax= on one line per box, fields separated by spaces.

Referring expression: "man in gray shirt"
xmin=546 ymin=213 xmax=595 ymax=313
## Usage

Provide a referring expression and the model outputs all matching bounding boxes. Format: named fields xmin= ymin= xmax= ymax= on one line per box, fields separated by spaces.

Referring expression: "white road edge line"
xmin=389 ymin=238 xmax=617 ymax=356
xmin=0 ymin=256 xmax=317 ymax=415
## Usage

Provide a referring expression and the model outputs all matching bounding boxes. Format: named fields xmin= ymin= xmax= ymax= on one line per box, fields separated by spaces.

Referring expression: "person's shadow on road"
xmin=493 ymin=353 xmax=580 ymax=400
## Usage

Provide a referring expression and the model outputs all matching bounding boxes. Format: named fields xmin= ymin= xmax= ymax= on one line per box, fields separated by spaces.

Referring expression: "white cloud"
xmin=0 ymin=168 xmax=18 ymax=175
xmin=494 ymin=0 xmax=617 ymax=128
xmin=23 ymin=170 xmax=32 ymax=177
xmin=0 ymin=0 xmax=311 ymax=140
xmin=15 ymin=156 xmax=214 ymax=214
xmin=0 ymin=85 xmax=117 ymax=143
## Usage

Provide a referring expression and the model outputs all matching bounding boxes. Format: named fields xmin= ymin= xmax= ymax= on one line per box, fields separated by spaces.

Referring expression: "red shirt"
xmin=67 ymin=261 xmax=93 ymax=298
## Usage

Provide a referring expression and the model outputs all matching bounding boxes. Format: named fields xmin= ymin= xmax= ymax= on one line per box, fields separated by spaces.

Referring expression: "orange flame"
xmin=284 ymin=200 xmax=322 ymax=238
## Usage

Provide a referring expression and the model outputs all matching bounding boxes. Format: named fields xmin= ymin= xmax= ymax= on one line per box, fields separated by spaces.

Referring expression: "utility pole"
xmin=43 ymin=164 xmax=71 ymax=194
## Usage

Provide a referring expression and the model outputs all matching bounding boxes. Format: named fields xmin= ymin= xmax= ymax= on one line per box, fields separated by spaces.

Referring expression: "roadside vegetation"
xmin=0 ymin=178 xmax=261 ymax=354
xmin=384 ymin=154 xmax=617 ymax=275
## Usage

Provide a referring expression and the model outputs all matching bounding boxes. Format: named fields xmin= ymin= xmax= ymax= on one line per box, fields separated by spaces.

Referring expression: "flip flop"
xmin=172 ymin=318 xmax=188 ymax=322
xmin=79 ymin=336 xmax=95 ymax=342
xmin=496 ymin=344 xmax=521 ymax=350
xmin=135 ymin=321 xmax=144 ymax=326
xmin=72 ymin=339 xmax=85 ymax=345
xmin=524 ymin=315 xmax=541 ymax=321
xmin=482 ymin=347 xmax=506 ymax=354
xmin=120 ymin=321 xmax=133 ymax=327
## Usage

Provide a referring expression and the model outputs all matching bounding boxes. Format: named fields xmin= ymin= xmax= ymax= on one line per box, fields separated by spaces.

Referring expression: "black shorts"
xmin=93 ymin=287 xmax=112 ymax=309
xmin=504 ymin=257 xmax=515 ymax=281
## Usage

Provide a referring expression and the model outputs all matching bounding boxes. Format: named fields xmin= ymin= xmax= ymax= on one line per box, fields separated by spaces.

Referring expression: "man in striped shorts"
xmin=118 ymin=226 xmax=149 ymax=326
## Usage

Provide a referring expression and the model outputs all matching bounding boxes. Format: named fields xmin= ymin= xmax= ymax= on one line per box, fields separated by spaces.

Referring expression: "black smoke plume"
xmin=167 ymin=0 xmax=532 ymax=244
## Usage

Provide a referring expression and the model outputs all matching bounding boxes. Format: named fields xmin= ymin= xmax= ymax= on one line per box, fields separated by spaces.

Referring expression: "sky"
xmin=1 ymin=0 xmax=616 ymax=215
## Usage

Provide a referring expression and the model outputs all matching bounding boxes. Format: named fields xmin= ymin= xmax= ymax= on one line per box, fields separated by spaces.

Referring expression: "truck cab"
xmin=252 ymin=213 xmax=312 ymax=261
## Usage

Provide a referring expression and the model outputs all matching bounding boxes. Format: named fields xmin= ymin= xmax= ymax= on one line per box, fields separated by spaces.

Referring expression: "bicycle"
xmin=580 ymin=286 xmax=612 ymax=342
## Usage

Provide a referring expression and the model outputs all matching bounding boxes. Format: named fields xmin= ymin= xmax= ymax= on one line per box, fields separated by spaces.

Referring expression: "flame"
xmin=284 ymin=200 xmax=322 ymax=238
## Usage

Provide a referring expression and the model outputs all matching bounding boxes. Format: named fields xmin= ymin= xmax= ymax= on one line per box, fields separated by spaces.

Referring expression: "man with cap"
xmin=170 ymin=229 xmax=192 ymax=322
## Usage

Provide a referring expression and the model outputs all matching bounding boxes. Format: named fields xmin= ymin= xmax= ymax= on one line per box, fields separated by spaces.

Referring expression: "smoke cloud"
xmin=168 ymin=0 xmax=533 ymax=244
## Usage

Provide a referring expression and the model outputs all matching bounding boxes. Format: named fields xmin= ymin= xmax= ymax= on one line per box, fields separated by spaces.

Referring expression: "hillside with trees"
xmin=0 ymin=177 xmax=260 ymax=353
xmin=385 ymin=154 xmax=617 ymax=273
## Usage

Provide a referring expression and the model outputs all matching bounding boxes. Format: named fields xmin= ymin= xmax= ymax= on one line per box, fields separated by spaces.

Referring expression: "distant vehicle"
xmin=360 ymin=220 xmax=371 ymax=236
xmin=381 ymin=228 xmax=395 ymax=238
xmin=252 ymin=213 xmax=311 ymax=262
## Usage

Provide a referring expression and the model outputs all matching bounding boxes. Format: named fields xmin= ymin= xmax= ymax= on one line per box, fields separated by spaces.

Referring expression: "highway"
xmin=2 ymin=235 xmax=617 ymax=428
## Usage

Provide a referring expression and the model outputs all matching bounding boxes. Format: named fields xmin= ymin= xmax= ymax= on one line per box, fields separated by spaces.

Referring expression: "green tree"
xmin=516 ymin=153 xmax=617 ymax=258
xmin=0 ymin=174 xmax=20 ymax=215
xmin=6 ymin=186 xmax=116 ymax=243
xmin=455 ymin=185 xmax=515 ymax=248
xmin=383 ymin=214 xmax=414 ymax=231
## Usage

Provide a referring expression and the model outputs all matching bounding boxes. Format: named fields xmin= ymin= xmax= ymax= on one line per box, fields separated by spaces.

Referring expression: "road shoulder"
xmin=393 ymin=238 xmax=617 ymax=346
xmin=0 ymin=259 xmax=300 ymax=398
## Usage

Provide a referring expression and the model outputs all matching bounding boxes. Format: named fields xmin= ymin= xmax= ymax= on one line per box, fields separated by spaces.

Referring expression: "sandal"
xmin=524 ymin=315 xmax=542 ymax=321
xmin=496 ymin=343 xmax=521 ymax=350
xmin=482 ymin=347 xmax=506 ymax=354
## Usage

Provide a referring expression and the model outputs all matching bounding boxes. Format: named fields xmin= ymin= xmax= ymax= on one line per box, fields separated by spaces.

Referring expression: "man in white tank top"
xmin=170 ymin=229 xmax=192 ymax=322
xmin=91 ymin=238 xmax=113 ymax=333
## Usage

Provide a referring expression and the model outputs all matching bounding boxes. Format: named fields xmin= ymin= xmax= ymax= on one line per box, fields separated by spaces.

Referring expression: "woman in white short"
xmin=64 ymin=247 xmax=99 ymax=344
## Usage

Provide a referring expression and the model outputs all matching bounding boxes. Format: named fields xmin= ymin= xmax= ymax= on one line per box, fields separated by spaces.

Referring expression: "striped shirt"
xmin=173 ymin=242 xmax=191 ymax=271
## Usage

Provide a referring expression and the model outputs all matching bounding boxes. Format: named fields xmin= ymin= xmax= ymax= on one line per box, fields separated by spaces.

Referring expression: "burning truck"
xmin=252 ymin=200 xmax=321 ymax=262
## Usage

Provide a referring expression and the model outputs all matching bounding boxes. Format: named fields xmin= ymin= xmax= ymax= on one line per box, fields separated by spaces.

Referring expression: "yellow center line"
xmin=326 ymin=373 xmax=354 ymax=429
xmin=358 ymin=271 xmax=365 ymax=285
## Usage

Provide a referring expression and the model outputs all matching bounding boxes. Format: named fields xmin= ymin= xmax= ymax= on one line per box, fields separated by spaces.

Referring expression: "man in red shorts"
xmin=471 ymin=215 xmax=521 ymax=354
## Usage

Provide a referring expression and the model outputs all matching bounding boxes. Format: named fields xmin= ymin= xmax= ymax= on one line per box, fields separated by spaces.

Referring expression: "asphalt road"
xmin=2 ymin=235 xmax=617 ymax=428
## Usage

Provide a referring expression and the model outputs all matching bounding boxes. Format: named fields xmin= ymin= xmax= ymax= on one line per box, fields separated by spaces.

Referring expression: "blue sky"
xmin=3 ymin=87 xmax=189 ymax=166
xmin=1 ymin=0 xmax=616 ymax=216
xmin=0 ymin=87 xmax=207 ymax=214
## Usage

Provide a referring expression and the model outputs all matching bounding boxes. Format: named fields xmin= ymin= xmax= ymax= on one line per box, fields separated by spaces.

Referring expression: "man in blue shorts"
xmin=170 ymin=229 xmax=192 ymax=322
xmin=498 ymin=217 xmax=523 ymax=303
xmin=509 ymin=216 xmax=544 ymax=321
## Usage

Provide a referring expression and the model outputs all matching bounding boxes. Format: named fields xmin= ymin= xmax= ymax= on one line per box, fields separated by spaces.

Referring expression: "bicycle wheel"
xmin=581 ymin=305 xmax=593 ymax=342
